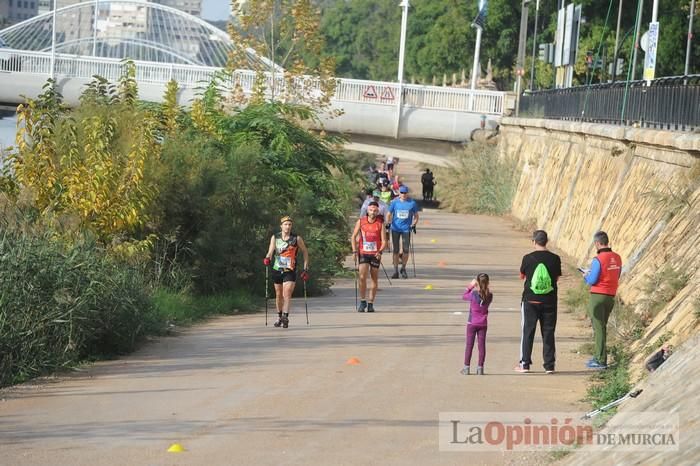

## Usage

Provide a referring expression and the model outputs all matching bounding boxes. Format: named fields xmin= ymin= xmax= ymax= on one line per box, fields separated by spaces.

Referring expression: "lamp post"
xmin=50 ymin=0 xmax=57 ymax=79
xmin=395 ymin=0 xmax=409 ymax=138
xmin=685 ymin=0 xmax=695 ymax=76
xmin=529 ymin=0 xmax=540 ymax=90
xmin=611 ymin=0 xmax=623 ymax=82
xmin=92 ymin=0 xmax=99 ymax=56
xmin=515 ymin=0 xmax=530 ymax=117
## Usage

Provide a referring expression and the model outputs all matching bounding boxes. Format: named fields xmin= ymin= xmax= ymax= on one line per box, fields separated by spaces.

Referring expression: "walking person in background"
xmin=421 ymin=169 xmax=435 ymax=201
xmin=386 ymin=185 xmax=419 ymax=279
xmin=460 ymin=273 xmax=493 ymax=375
xmin=580 ymin=231 xmax=622 ymax=370
xmin=263 ymin=216 xmax=310 ymax=328
xmin=516 ymin=230 xmax=562 ymax=374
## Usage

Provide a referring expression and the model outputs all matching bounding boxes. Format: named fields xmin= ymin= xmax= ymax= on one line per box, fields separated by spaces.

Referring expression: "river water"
xmin=0 ymin=111 xmax=17 ymax=152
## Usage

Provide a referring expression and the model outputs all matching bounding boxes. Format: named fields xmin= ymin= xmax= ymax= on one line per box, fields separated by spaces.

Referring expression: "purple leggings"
xmin=464 ymin=324 xmax=487 ymax=367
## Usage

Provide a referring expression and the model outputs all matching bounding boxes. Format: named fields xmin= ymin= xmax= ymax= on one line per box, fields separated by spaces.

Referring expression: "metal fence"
xmin=519 ymin=75 xmax=700 ymax=131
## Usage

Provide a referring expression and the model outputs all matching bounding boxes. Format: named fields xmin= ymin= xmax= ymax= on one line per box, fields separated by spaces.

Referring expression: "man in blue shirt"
xmin=387 ymin=185 xmax=419 ymax=279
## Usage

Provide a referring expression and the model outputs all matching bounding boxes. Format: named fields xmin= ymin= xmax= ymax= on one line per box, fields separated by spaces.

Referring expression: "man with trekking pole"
xmin=386 ymin=185 xmax=419 ymax=279
xmin=351 ymin=201 xmax=387 ymax=312
xmin=263 ymin=216 xmax=310 ymax=328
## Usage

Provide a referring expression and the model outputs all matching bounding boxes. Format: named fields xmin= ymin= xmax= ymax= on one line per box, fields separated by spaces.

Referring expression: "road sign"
xmin=643 ymin=22 xmax=659 ymax=82
xmin=363 ymin=85 xmax=378 ymax=99
xmin=380 ymin=87 xmax=395 ymax=101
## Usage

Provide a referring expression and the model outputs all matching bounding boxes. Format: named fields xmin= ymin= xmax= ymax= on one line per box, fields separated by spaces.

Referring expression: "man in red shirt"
xmin=581 ymin=231 xmax=622 ymax=370
xmin=351 ymin=202 xmax=387 ymax=312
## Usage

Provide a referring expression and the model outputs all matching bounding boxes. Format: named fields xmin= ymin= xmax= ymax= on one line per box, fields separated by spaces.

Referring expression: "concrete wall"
xmin=502 ymin=117 xmax=700 ymax=365
xmin=0 ymin=72 xmax=500 ymax=142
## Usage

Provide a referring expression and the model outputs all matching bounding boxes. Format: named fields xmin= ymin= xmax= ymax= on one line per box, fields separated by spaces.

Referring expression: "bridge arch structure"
xmin=0 ymin=0 xmax=268 ymax=68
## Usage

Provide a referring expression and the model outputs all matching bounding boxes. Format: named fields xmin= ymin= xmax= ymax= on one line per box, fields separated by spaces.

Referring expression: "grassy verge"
xmin=586 ymin=346 xmax=631 ymax=411
xmin=152 ymin=288 xmax=259 ymax=327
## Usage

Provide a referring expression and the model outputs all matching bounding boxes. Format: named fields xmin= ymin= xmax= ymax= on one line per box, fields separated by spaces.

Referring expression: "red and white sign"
xmin=380 ymin=87 xmax=395 ymax=101
xmin=363 ymin=85 xmax=378 ymax=99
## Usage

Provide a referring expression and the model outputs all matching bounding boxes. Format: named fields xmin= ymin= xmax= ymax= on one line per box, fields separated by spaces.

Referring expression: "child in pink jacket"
xmin=460 ymin=273 xmax=492 ymax=375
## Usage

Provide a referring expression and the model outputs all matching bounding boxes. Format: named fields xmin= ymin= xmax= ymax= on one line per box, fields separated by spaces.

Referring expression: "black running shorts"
xmin=271 ymin=269 xmax=296 ymax=284
xmin=358 ymin=254 xmax=381 ymax=268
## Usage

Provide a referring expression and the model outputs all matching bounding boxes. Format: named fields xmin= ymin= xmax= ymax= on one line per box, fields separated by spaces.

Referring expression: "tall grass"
xmin=435 ymin=141 xmax=520 ymax=215
xmin=0 ymin=228 xmax=158 ymax=387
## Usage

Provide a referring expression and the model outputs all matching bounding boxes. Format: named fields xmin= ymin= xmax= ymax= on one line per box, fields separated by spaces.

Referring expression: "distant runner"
xmin=264 ymin=216 xmax=310 ymax=328
xmin=351 ymin=201 xmax=387 ymax=312
xmin=386 ymin=185 xmax=419 ymax=279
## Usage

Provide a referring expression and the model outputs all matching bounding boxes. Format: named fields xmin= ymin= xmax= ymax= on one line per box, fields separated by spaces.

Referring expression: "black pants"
xmin=520 ymin=301 xmax=557 ymax=370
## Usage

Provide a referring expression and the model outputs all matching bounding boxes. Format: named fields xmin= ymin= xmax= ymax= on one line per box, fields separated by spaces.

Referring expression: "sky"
xmin=201 ymin=0 xmax=230 ymax=21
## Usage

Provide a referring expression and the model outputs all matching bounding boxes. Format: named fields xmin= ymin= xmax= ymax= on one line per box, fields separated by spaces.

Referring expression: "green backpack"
xmin=530 ymin=263 xmax=553 ymax=295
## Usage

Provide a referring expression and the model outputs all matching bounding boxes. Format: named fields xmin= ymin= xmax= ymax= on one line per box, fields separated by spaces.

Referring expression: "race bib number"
xmin=397 ymin=210 xmax=409 ymax=219
xmin=277 ymin=256 xmax=292 ymax=268
xmin=363 ymin=241 xmax=378 ymax=252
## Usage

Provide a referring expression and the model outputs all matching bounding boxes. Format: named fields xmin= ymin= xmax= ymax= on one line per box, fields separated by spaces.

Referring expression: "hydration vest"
xmin=274 ymin=233 xmax=298 ymax=271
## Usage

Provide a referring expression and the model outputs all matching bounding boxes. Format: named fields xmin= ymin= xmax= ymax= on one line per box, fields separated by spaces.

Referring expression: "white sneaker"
xmin=460 ymin=366 xmax=470 ymax=375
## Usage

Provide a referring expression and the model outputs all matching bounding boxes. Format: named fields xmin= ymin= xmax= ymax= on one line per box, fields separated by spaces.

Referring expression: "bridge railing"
xmin=519 ymin=75 xmax=700 ymax=131
xmin=1 ymin=49 xmax=506 ymax=115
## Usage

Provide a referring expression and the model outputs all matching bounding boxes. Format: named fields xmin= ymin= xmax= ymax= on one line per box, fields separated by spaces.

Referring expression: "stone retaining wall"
xmin=501 ymin=117 xmax=700 ymax=369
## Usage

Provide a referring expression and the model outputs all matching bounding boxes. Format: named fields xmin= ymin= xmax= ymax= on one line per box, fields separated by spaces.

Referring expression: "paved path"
xmin=0 ymin=160 xmax=591 ymax=466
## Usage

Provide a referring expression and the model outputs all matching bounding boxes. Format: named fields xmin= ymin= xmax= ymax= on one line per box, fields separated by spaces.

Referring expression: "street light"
xmin=515 ymin=0 xmax=530 ymax=117
xmin=395 ymin=0 xmax=409 ymax=138
xmin=50 ymin=0 xmax=57 ymax=79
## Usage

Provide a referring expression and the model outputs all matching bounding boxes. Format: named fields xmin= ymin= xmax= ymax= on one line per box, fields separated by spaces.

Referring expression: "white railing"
xmin=0 ymin=49 xmax=506 ymax=115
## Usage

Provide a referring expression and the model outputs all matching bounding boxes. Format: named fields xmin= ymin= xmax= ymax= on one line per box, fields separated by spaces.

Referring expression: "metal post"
xmin=92 ymin=0 xmax=99 ymax=56
xmin=50 ymin=0 xmax=58 ymax=79
xmin=612 ymin=0 xmax=623 ymax=82
xmin=515 ymin=0 xmax=530 ymax=117
xmin=631 ymin=0 xmax=644 ymax=81
xmin=470 ymin=26 xmax=482 ymax=91
xmin=529 ymin=0 xmax=540 ymax=90
xmin=395 ymin=0 xmax=410 ymax=139
xmin=685 ymin=0 xmax=695 ymax=76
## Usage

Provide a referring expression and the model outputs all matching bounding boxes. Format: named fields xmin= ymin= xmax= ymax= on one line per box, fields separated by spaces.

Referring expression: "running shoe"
xmin=281 ymin=315 xmax=289 ymax=328
xmin=391 ymin=271 xmax=399 ymax=279
xmin=460 ymin=366 xmax=470 ymax=375
xmin=400 ymin=268 xmax=408 ymax=279
xmin=367 ymin=303 xmax=375 ymax=313
xmin=357 ymin=301 xmax=367 ymax=312
xmin=513 ymin=363 xmax=530 ymax=373
xmin=476 ymin=366 xmax=484 ymax=375
xmin=586 ymin=360 xmax=608 ymax=370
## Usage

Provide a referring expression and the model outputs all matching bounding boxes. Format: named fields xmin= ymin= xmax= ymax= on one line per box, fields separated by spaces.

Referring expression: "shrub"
xmin=434 ymin=141 xmax=520 ymax=215
xmin=0 ymin=225 xmax=158 ymax=387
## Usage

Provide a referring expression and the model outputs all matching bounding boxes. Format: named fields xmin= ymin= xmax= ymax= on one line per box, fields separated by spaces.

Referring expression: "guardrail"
xmin=519 ymin=75 xmax=700 ymax=131
xmin=0 ymin=49 xmax=506 ymax=115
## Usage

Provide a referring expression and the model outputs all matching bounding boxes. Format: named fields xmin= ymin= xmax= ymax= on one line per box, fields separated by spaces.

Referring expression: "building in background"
xmin=37 ymin=0 xmax=52 ymax=15
xmin=2 ymin=0 xmax=39 ymax=25
xmin=156 ymin=0 xmax=202 ymax=17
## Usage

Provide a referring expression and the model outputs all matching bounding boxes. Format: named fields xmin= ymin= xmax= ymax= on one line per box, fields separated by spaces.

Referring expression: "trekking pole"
xmin=353 ymin=253 xmax=359 ymax=311
xmin=380 ymin=261 xmax=393 ymax=286
xmin=264 ymin=264 xmax=269 ymax=326
xmin=303 ymin=279 xmax=309 ymax=325
xmin=581 ymin=389 xmax=643 ymax=420
xmin=410 ymin=231 xmax=417 ymax=278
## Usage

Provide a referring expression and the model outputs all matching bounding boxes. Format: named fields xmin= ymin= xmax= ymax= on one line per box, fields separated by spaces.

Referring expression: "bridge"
xmin=0 ymin=0 xmax=508 ymax=142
